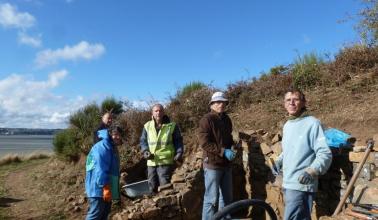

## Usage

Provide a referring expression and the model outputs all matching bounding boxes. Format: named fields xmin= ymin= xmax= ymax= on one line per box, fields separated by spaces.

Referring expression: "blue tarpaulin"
xmin=324 ymin=128 xmax=352 ymax=148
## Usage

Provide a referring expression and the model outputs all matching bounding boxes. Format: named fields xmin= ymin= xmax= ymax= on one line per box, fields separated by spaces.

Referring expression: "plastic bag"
xmin=324 ymin=128 xmax=353 ymax=148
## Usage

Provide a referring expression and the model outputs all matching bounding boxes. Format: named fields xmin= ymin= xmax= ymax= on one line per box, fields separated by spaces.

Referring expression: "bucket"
xmin=121 ymin=180 xmax=151 ymax=198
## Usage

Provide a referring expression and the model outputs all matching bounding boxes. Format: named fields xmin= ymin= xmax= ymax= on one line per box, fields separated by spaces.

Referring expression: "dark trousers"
xmin=147 ymin=165 xmax=172 ymax=192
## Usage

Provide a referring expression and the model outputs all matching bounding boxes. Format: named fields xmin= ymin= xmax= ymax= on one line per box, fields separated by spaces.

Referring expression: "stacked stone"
xmin=348 ymin=134 xmax=378 ymax=205
xmin=235 ymin=129 xmax=285 ymax=219
xmin=112 ymin=147 xmax=204 ymax=220
xmin=111 ymin=131 xmax=378 ymax=220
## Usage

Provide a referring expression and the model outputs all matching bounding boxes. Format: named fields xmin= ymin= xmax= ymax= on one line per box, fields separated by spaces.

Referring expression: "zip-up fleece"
xmin=198 ymin=111 xmax=234 ymax=169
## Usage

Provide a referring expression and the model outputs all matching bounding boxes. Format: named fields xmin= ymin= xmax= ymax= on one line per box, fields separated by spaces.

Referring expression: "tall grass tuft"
xmin=24 ymin=152 xmax=52 ymax=161
xmin=175 ymin=81 xmax=207 ymax=100
xmin=0 ymin=152 xmax=51 ymax=166
xmin=291 ymin=52 xmax=326 ymax=89
xmin=0 ymin=154 xmax=22 ymax=166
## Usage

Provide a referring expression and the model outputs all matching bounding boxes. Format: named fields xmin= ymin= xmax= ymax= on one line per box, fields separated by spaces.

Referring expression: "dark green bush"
xmin=53 ymin=128 xmax=80 ymax=161
xmin=53 ymin=98 xmax=126 ymax=162
xmin=69 ymin=103 xmax=101 ymax=153
xmin=101 ymin=96 xmax=124 ymax=115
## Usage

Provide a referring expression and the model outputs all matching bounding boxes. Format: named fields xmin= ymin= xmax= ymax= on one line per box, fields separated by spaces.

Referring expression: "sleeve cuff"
xmin=305 ymin=167 xmax=318 ymax=176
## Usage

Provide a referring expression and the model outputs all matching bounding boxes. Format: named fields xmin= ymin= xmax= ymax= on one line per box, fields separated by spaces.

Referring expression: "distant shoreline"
xmin=0 ymin=135 xmax=54 ymax=158
xmin=0 ymin=128 xmax=61 ymax=135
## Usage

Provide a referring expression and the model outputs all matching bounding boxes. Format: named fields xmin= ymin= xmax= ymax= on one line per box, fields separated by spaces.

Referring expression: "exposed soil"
xmin=231 ymin=85 xmax=378 ymax=143
xmin=2 ymin=158 xmax=87 ymax=219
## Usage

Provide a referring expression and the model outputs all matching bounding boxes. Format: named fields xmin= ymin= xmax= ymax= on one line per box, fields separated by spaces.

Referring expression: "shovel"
xmin=332 ymin=139 xmax=375 ymax=216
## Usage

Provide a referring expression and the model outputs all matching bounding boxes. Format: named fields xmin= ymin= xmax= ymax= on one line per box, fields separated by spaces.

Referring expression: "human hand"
xmin=103 ymin=184 xmax=112 ymax=202
xmin=174 ymin=153 xmax=183 ymax=162
xmin=143 ymin=150 xmax=154 ymax=160
xmin=224 ymin=149 xmax=236 ymax=161
xmin=298 ymin=171 xmax=314 ymax=184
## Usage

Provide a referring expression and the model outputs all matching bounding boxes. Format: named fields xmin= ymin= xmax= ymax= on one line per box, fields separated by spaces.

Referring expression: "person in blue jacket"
xmin=85 ymin=125 xmax=123 ymax=220
xmin=273 ymin=87 xmax=332 ymax=220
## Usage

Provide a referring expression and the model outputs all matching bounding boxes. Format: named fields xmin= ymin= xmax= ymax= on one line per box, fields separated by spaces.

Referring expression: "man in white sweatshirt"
xmin=274 ymin=87 xmax=332 ymax=220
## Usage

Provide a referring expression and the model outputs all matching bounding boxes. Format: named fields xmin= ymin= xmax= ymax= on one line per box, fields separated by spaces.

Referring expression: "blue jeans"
xmin=202 ymin=167 xmax=233 ymax=220
xmin=283 ymin=189 xmax=315 ymax=220
xmin=86 ymin=197 xmax=111 ymax=220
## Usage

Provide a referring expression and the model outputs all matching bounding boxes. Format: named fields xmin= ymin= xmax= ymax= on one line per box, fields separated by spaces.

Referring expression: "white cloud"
xmin=18 ymin=32 xmax=42 ymax=47
xmin=0 ymin=70 xmax=87 ymax=128
xmin=35 ymin=41 xmax=106 ymax=67
xmin=0 ymin=3 xmax=35 ymax=29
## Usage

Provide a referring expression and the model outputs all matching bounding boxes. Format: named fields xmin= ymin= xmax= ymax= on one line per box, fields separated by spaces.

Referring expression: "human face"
xmin=102 ymin=113 xmax=112 ymax=126
xmin=210 ymin=101 xmax=227 ymax=113
xmin=284 ymin=92 xmax=305 ymax=116
xmin=111 ymin=130 xmax=122 ymax=146
xmin=152 ymin=105 xmax=164 ymax=123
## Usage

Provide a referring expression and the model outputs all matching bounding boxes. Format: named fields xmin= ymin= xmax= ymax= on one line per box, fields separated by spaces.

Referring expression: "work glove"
xmin=298 ymin=168 xmax=317 ymax=184
xmin=224 ymin=149 xmax=236 ymax=161
xmin=174 ymin=153 xmax=183 ymax=162
xmin=143 ymin=150 xmax=154 ymax=160
xmin=103 ymin=184 xmax=112 ymax=202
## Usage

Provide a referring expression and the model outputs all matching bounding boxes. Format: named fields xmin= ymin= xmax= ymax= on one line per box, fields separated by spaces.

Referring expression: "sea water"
xmin=0 ymin=135 xmax=53 ymax=157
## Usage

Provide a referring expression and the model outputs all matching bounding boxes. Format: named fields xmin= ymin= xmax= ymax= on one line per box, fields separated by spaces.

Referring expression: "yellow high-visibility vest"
xmin=144 ymin=120 xmax=175 ymax=166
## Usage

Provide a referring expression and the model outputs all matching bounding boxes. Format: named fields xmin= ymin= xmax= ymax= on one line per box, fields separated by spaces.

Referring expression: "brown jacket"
xmin=198 ymin=111 xmax=234 ymax=169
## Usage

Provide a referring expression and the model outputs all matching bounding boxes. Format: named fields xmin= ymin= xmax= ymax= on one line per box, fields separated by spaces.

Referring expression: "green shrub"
xmin=69 ymin=103 xmax=101 ymax=153
xmin=291 ymin=52 xmax=325 ymax=89
xmin=53 ymin=129 xmax=80 ymax=161
xmin=101 ymin=96 xmax=124 ymax=115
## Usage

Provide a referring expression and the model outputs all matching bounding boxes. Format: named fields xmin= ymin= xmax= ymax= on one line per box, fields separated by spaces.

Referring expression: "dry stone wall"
xmin=112 ymin=131 xmax=378 ymax=220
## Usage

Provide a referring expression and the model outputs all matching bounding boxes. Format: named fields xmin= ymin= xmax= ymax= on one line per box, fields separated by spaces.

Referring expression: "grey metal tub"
xmin=121 ymin=179 xmax=151 ymax=198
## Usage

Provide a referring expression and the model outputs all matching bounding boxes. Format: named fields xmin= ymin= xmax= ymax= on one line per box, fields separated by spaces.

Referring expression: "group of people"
xmin=84 ymin=87 xmax=333 ymax=220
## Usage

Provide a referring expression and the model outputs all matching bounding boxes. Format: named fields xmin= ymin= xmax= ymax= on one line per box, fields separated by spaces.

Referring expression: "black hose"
xmin=211 ymin=199 xmax=277 ymax=220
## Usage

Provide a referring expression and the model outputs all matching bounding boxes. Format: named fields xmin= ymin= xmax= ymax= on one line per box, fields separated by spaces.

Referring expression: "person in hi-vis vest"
xmin=140 ymin=103 xmax=184 ymax=192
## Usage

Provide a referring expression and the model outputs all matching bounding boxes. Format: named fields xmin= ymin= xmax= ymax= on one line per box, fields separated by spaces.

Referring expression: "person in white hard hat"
xmin=199 ymin=91 xmax=236 ymax=220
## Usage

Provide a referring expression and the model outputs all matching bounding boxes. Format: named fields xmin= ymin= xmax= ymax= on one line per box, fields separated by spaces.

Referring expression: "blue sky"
xmin=0 ymin=0 xmax=363 ymax=128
